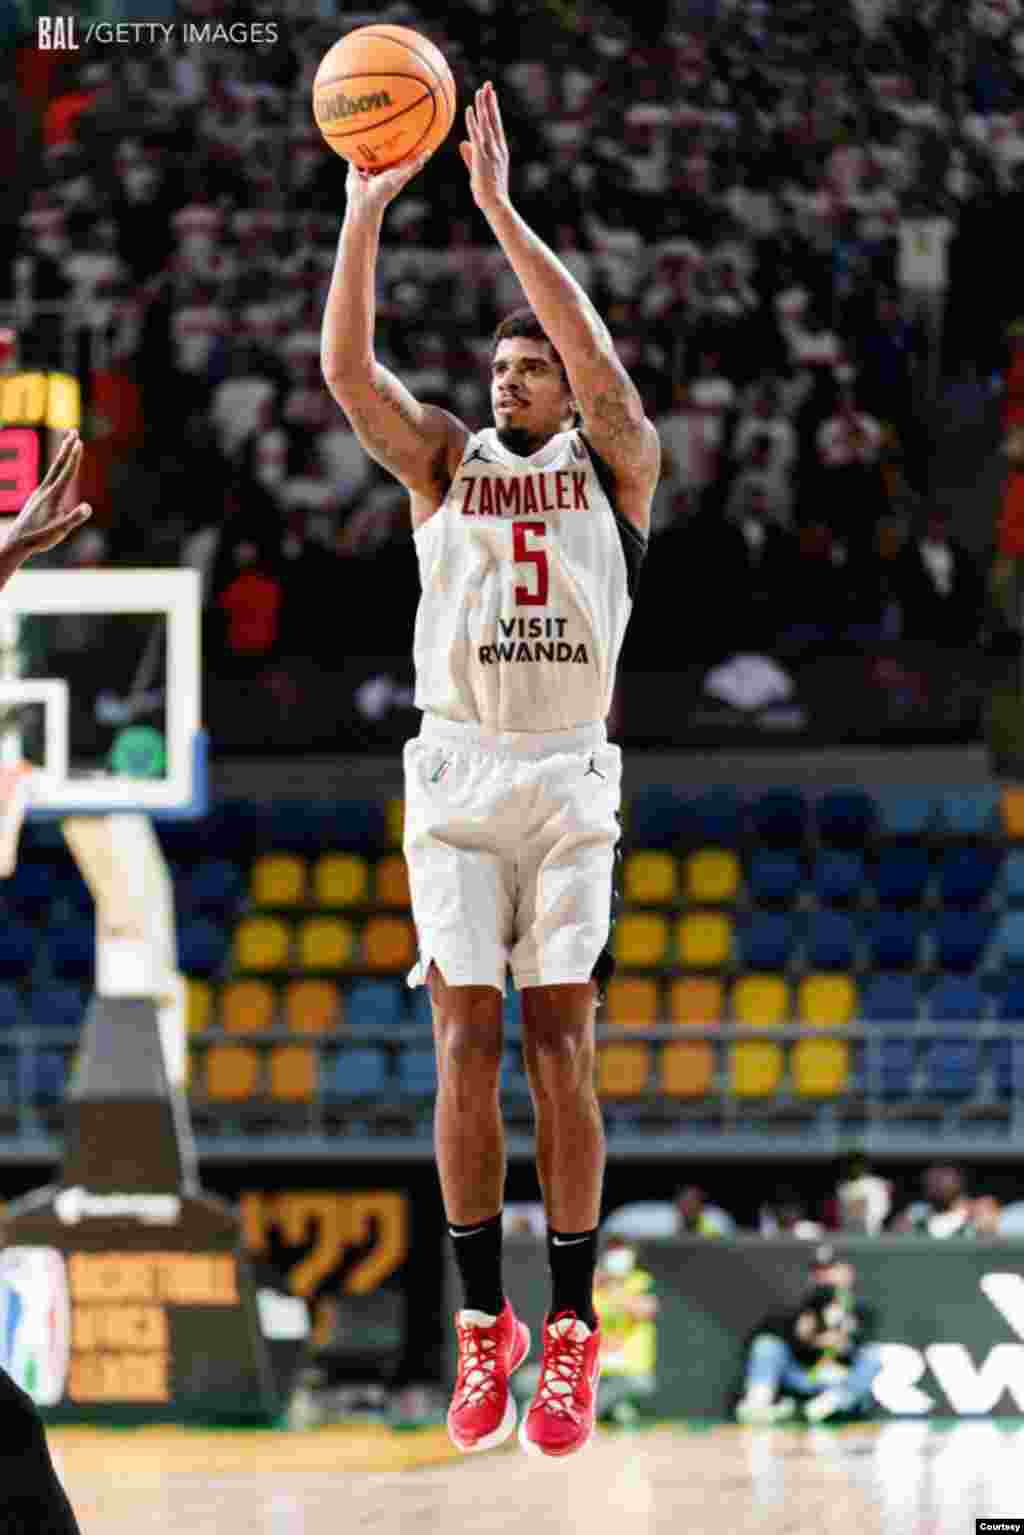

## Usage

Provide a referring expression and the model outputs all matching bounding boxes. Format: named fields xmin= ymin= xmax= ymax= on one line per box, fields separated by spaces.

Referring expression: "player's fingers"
xmin=44 ymin=439 xmax=82 ymax=497
xmin=488 ymin=83 xmax=505 ymax=143
xmin=474 ymin=89 xmax=492 ymax=150
xmin=466 ymin=103 xmax=481 ymax=149
xmin=484 ymin=82 xmax=502 ymax=141
xmin=38 ymin=430 xmax=76 ymax=489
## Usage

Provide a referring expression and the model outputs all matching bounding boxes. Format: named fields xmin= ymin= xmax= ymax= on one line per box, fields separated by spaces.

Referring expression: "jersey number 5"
xmin=513 ymin=521 xmax=549 ymax=606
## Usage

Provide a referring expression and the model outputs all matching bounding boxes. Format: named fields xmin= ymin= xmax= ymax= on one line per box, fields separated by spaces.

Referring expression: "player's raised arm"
xmin=462 ymin=83 xmax=659 ymax=507
xmin=320 ymin=160 xmax=468 ymax=499
xmin=0 ymin=429 xmax=91 ymax=589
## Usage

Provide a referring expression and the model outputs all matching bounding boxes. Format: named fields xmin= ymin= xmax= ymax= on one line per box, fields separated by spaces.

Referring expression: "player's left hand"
xmin=461 ymin=81 xmax=511 ymax=217
xmin=0 ymin=429 xmax=92 ymax=564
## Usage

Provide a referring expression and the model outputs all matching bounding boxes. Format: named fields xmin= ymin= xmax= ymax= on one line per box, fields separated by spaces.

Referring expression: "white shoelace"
xmin=454 ymin=1317 xmax=502 ymax=1408
xmin=533 ymin=1315 xmax=591 ymax=1422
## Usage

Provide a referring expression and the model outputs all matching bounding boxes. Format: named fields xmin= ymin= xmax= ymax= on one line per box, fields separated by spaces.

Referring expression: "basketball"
xmin=312 ymin=25 xmax=456 ymax=174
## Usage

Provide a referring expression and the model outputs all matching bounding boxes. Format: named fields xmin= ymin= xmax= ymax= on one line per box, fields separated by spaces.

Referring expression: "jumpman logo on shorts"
xmin=464 ymin=444 xmax=494 ymax=466
xmin=584 ymin=755 xmax=605 ymax=780
xmin=430 ymin=756 xmax=450 ymax=783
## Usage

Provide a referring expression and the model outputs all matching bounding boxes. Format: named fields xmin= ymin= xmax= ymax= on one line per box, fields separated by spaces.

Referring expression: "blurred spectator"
xmin=891 ymin=1164 xmax=978 ymax=1236
xmin=605 ymin=1185 xmax=736 ymax=1239
xmin=735 ymin=1246 xmax=881 ymax=1425
xmin=835 ymin=1153 xmax=894 ymax=1236
xmin=895 ymin=509 xmax=985 ymax=644
xmin=592 ymin=1236 xmax=658 ymax=1425
xmin=972 ymin=1195 xmax=1003 ymax=1236
xmin=759 ymin=1186 xmax=825 ymax=1240
xmin=897 ymin=191 xmax=955 ymax=398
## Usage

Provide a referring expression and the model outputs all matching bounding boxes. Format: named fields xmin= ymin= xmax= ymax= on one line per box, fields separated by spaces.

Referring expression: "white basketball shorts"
xmin=403 ymin=714 xmax=622 ymax=994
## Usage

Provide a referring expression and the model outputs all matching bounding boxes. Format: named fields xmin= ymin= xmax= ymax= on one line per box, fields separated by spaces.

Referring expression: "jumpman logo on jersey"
xmin=464 ymin=444 xmax=494 ymax=467
xmin=584 ymin=755 xmax=605 ymax=780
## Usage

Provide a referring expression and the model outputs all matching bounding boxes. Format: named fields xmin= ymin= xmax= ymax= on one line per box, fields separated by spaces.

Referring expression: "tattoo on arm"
xmin=589 ymin=388 xmax=643 ymax=449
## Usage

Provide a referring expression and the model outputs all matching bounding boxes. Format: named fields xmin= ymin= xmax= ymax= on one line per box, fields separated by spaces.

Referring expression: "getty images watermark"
xmin=36 ymin=16 xmax=279 ymax=46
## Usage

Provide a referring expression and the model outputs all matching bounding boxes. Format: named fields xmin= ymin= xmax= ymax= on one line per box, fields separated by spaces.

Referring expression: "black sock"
xmin=547 ymin=1226 xmax=599 ymax=1331
xmin=449 ymin=1211 xmax=505 ymax=1317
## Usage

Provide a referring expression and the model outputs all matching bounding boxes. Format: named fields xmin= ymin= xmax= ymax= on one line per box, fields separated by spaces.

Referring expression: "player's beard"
xmin=496 ymin=426 xmax=547 ymax=455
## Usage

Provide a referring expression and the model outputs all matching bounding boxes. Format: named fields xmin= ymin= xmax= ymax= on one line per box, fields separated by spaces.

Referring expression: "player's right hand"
xmin=0 ymin=429 xmax=92 ymax=565
xmin=344 ymin=152 xmax=431 ymax=214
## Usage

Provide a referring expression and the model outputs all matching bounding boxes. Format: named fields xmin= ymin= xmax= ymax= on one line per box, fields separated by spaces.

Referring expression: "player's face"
xmin=491 ymin=338 xmax=574 ymax=439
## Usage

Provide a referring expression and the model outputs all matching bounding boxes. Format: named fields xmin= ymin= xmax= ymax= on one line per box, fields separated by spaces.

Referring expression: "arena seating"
xmin=1 ymin=782 xmax=1023 ymax=1140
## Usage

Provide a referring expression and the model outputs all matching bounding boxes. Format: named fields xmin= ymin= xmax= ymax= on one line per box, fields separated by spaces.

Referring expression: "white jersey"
xmin=411 ymin=428 xmax=645 ymax=733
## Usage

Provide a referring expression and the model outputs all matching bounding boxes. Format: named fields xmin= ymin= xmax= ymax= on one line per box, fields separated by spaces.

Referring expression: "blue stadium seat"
xmin=871 ymin=1039 xmax=915 ymax=1097
xmin=177 ymin=919 xmax=229 ymax=979
xmin=871 ymin=848 xmax=930 ymax=908
xmin=813 ymin=851 xmax=864 ymax=908
xmin=927 ymin=976 xmax=986 ymax=1030
xmin=939 ymin=848 xmax=1001 ymax=909
xmin=997 ymin=976 xmax=1024 ymax=1023
xmin=322 ymin=1046 xmax=388 ymax=1100
xmin=0 ymin=921 xmax=36 ymax=982
xmin=503 ymin=989 xmax=522 ymax=1040
xmin=0 ymin=986 xmax=22 ymax=1030
xmin=923 ymin=1039 xmax=978 ymax=1099
xmin=750 ymin=791 xmax=807 ymax=849
xmin=933 ymin=912 xmax=992 ymax=973
xmin=183 ymin=859 xmax=246 ymax=920
xmin=501 ymin=1048 xmax=529 ymax=1096
xmin=27 ymin=1049 xmax=66 ymax=1104
xmin=748 ymin=852 xmax=802 ymax=907
xmin=7 ymin=861 xmax=56 ymax=921
xmin=46 ymin=920 xmax=94 ymax=982
xmin=0 ymin=1050 xmax=14 ymax=1103
xmin=816 ymin=790 xmax=877 ymax=848
xmin=738 ymin=914 xmax=795 ymax=971
xmin=861 ymin=973 xmax=919 ymax=1024
xmin=628 ymin=786 xmax=693 ymax=850
xmin=397 ymin=1047 xmax=438 ymax=1098
xmin=690 ymin=789 xmax=742 ymax=847
xmin=938 ymin=789 xmax=999 ymax=837
xmin=991 ymin=912 xmax=1024 ymax=970
xmin=29 ymin=985 xmax=84 ymax=1033
xmin=346 ymin=979 xmax=403 ymax=1031
xmin=866 ymin=913 xmax=920 ymax=970
xmin=316 ymin=802 xmax=388 ymax=855
xmin=1004 ymin=850 xmax=1024 ymax=907
xmin=991 ymin=1038 xmax=1024 ymax=1097
xmin=408 ymin=988 xmax=433 ymax=1031
xmin=807 ymin=911 xmax=856 ymax=971
xmin=877 ymin=791 xmax=937 ymax=840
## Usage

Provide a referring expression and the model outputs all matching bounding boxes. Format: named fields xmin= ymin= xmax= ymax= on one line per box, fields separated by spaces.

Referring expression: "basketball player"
xmin=321 ymin=82 xmax=659 ymax=1458
xmin=0 ymin=427 xmax=90 ymax=1533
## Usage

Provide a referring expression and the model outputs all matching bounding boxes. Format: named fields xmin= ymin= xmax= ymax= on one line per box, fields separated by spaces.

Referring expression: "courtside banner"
xmin=457 ymin=1239 xmax=1024 ymax=1420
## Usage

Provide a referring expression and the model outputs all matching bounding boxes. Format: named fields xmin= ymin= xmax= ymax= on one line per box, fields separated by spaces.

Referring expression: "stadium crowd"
xmin=3 ymin=0 xmax=1023 ymax=673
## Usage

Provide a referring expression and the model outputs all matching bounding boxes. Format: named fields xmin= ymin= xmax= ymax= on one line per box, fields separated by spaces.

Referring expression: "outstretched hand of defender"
xmin=344 ymin=152 xmax=431 ymax=215
xmin=461 ymin=81 xmax=511 ymax=216
xmin=0 ymin=430 xmax=91 ymax=565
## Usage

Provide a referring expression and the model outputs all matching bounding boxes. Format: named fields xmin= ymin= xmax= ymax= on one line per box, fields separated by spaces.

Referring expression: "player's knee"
xmin=523 ymin=1015 xmax=595 ymax=1099
xmin=433 ymin=989 xmax=503 ymax=1089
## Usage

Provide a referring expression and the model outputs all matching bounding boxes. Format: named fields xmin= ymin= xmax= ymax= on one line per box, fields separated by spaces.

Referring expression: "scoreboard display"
xmin=0 ymin=371 xmax=81 ymax=513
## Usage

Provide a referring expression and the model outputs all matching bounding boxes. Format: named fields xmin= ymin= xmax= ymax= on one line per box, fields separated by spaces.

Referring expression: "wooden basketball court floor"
xmin=49 ymin=1418 xmax=1024 ymax=1533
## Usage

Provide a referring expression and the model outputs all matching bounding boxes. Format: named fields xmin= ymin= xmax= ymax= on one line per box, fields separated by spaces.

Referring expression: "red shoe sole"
xmin=448 ymin=1320 xmax=532 ymax=1455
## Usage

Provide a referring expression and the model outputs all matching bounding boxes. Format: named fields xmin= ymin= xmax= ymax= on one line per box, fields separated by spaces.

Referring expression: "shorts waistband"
xmin=416 ymin=714 xmax=607 ymax=761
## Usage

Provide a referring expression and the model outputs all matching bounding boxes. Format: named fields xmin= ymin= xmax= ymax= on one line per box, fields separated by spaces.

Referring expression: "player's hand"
xmin=344 ymin=152 xmax=430 ymax=216
xmin=0 ymin=430 xmax=92 ymax=564
xmin=461 ymin=81 xmax=511 ymax=216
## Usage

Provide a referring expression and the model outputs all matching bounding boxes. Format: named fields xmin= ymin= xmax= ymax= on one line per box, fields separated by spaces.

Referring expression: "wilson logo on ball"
xmin=318 ymin=88 xmax=394 ymax=123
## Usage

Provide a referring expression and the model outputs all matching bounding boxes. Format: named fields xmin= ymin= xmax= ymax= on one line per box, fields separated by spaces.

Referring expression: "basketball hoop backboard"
xmin=0 ymin=568 xmax=207 ymax=819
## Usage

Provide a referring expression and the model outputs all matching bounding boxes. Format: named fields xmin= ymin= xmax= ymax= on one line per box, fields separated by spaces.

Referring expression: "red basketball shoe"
xmin=519 ymin=1312 xmax=601 ymax=1457
xmin=447 ymin=1300 xmax=532 ymax=1453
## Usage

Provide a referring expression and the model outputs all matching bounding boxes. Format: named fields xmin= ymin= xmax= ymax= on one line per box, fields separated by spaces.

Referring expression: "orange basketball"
xmin=312 ymin=25 xmax=456 ymax=174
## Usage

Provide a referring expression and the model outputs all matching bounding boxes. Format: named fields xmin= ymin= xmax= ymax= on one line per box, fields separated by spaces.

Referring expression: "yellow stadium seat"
xmin=605 ymin=977 xmax=658 ymax=1028
xmin=205 ymin=1043 xmax=261 ymax=1101
xmin=613 ymin=913 xmax=669 ymax=969
xmin=186 ymin=978 xmax=212 ymax=1036
xmin=669 ymin=977 xmax=723 ymax=1029
xmin=1004 ymin=788 xmax=1024 ymax=842
xmin=623 ymin=851 xmax=676 ymax=906
xmin=375 ymin=853 xmax=411 ymax=909
xmin=596 ymin=1042 xmax=651 ymax=1099
xmin=298 ymin=916 xmax=356 ymax=971
xmin=314 ymin=853 xmax=370 ymax=907
xmin=660 ymin=1040 xmax=715 ymax=1097
xmin=386 ymin=797 xmax=405 ymax=847
xmin=221 ymin=979 xmax=275 ymax=1035
xmin=285 ymin=978 xmax=342 ymax=1035
xmin=250 ymin=853 xmax=307 ymax=907
xmin=233 ymin=916 xmax=291 ymax=973
xmin=792 ymin=1038 xmax=850 ymax=1098
xmin=269 ymin=1044 xmax=316 ymax=1102
xmin=730 ymin=1041 xmax=784 ymax=1098
xmin=732 ymin=974 xmax=788 ymax=1030
xmin=797 ymin=973 xmax=856 ymax=1029
xmin=364 ymin=915 xmax=417 ymax=972
xmin=685 ymin=849 xmax=741 ymax=905
xmin=677 ymin=912 xmax=732 ymax=969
